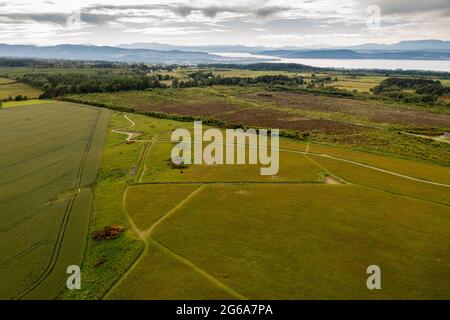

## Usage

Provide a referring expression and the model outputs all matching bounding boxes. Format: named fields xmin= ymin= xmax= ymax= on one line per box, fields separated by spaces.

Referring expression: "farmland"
xmin=0 ymin=77 xmax=42 ymax=100
xmin=65 ymin=85 xmax=450 ymax=164
xmin=0 ymin=102 xmax=108 ymax=299
xmin=1 ymin=62 xmax=450 ymax=300
xmin=55 ymin=109 xmax=450 ymax=300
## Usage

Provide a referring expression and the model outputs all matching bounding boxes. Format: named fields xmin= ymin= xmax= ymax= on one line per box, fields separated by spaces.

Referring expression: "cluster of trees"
xmin=172 ymin=71 xmax=304 ymax=88
xmin=0 ymin=57 xmax=182 ymax=72
xmin=200 ymin=63 xmax=320 ymax=72
xmin=1 ymin=95 xmax=28 ymax=102
xmin=373 ymin=78 xmax=449 ymax=103
xmin=0 ymin=58 xmax=124 ymax=69
xmin=202 ymin=63 xmax=450 ymax=78
xmin=19 ymin=72 xmax=170 ymax=98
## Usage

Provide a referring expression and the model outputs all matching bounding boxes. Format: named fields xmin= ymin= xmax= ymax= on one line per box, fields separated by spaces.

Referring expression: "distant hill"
xmin=119 ymin=43 xmax=274 ymax=53
xmin=119 ymin=40 xmax=450 ymax=54
xmin=0 ymin=44 xmax=227 ymax=64
xmin=258 ymin=49 xmax=450 ymax=60
xmin=348 ymin=40 xmax=450 ymax=51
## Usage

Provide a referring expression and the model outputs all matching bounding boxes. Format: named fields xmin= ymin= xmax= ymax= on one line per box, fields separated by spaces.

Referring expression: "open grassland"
xmin=0 ymin=81 xmax=42 ymax=100
xmin=64 ymin=110 xmax=450 ymax=299
xmin=0 ymin=77 xmax=17 ymax=85
xmin=2 ymin=99 xmax=57 ymax=108
xmin=0 ymin=102 xmax=108 ymax=299
xmin=116 ymin=184 xmax=450 ymax=299
xmin=140 ymin=141 xmax=321 ymax=183
xmin=326 ymin=75 xmax=386 ymax=93
xmin=0 ymin=67 xmax=123 ymax=78
xmin=65 ymin=85 xmax=450 ymax=165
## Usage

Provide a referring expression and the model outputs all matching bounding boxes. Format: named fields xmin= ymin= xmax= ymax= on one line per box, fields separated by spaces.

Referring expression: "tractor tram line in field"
xmin=0 ymin=102 xmax=109 ymax=299
xmin=0 ymin=113 xmax=97 ymax=145
xmin=15 ymin=109 xmax=102 ymax=299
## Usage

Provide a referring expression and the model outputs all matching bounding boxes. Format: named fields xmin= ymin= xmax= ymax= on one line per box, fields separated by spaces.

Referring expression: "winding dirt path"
xmin=104 ymin=116 xmax=248 ymax=300
xmin=103 ymin=113 xmax=449 ymax=300
xmin=111 ymin=114 xmax=150 ymax=142
xmin=157 ymin=139 xmax=450 ymax=188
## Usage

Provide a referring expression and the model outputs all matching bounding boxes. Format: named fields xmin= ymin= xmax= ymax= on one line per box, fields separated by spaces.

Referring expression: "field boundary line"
xmin=101 ymin=186 xmax=148 ymax=300
xmin=15 ymin=109 xmax=102 ymax=299
xmin=302 ymin=153 xmax=346 ymax=184
xmin=144 ymin=185 xmax=248 ymax=300
xmin=141 ymin=185 xmax=206 ymax=238
xmin=351 ymin=183 xmax=450 ymax=208
xmin=306 ymin=153 xmax=450 ymax=188
xmin=0 ymin=81 xmax=18 ymax=86
xmin=150 ymin=238 xmax=248 ymax=300
xmin=136 ymin=181 xmax=323 ymax=185
xmin=138 ymin=136 xmax=157 ymax=183
xmin=157 ymin=139 xmax=450 ymax=187
xmin=104 ymin=185 xmax=215 ymax=299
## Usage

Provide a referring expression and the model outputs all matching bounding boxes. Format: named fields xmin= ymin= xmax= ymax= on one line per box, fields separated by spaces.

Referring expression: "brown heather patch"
xmin=242 ymin=92 xmax=450 ymax=128
xmin=155 ymin=101 xmax=238 ymax=117
xmin=215 ymin=108 xmax=362 ymax=134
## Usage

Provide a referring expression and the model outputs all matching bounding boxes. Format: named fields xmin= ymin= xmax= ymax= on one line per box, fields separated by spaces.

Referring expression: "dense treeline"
xmin=373 ymin=77 xmax=449 ymax=103
xmin=19 ymin=72 xmax=171 ymax=98
xmin=200 ymin=63 xmax=320 ymax=72
xmin=202 ymin=63 xmax=450 ymax=78
xmin=173 ymin=71 xmax=304 ymax=88
xmin=0 ymin=57 xmax=181 ymax=72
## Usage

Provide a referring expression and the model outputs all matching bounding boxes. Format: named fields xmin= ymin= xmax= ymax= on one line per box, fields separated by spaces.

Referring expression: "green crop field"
xmin=0 ymin=102 xmax=108 ymax=299
xmin=60 ymin=110 xmax=450 ymax=300
xmin=0 ymin=78 xmax=17 ymax=85
xmin=0 ymin=79 xmax=42 ymax=100
xmin=2 ymin=68 xmax=448 ymax=301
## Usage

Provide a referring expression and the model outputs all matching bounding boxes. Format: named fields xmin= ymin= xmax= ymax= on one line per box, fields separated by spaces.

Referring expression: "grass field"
xmin=1 ymin=99 xmax=57 ymax=108
xmin=0 ymin=102 xmax=108 ymax=299
xmin=0 ymin=78 xmax=42 ymax=100
xmin=2 ymin=74 xmax=447 ymax=300
xmin=0 ymin=78 xmax=17 ymax=85
xmin=65 ymin=85 xmax=450 ymax=165
xmin=59 ymin=110 xmax=450 ymax=300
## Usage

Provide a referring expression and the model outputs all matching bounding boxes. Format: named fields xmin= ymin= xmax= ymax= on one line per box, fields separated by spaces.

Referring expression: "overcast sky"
xmin=0 ymin=0 xmax=449 ymax=47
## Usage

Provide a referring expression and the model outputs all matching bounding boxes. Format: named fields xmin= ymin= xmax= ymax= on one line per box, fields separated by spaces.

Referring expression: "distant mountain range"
xmin=119 ymin=40 xmax=450 ymax=53
xmin=120 ymin=40 xmax=450 ymax=61
xmin=0 ymin=44 xmax=228 ymax=64
xmin=0 ymin=40 xmax=449 ymax=64
xmin=119 ymin=43 xmax=273 ymax=53
xmin=258 ymin=49 xmax=450 ymax=60
xmin=346 ymin=40 xmax=450 ymax=51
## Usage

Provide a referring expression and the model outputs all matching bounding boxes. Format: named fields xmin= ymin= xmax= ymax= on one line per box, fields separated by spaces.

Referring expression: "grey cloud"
xmin=170 ymin=4 xmax=289 ymax=18
xmin=84 ymin=3 xmax=290 ymax=19
xmin=255 ymin=6 xmax=288 ymax=18
xmin=365 ymin=0 xmax=450 ymax=16
xmin=0 ymin=12 xmax=121 ymax=26
xmin=1 ymin=13 xmax=68 ymax=25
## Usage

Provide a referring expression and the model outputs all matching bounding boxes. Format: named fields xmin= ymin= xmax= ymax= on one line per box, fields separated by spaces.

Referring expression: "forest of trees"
xmin=173 ymin=71 xmax=304 ymax=88
xmin=18 ymin=72 xmax=172 ymax=98
xmin=202 ymin=63 xmax=450 ymax=78
xmin=373 ymin=78 xmax=449 ymax=103
xmin=0 ymin=57 xmax=180 ymax=72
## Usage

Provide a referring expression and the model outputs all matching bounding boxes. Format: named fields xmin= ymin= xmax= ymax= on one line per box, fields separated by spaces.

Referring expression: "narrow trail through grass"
xmin=104 ymin=115 xmax=248 ymax=300
xmin=103 ymin=112 xmax=450 ymax=300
